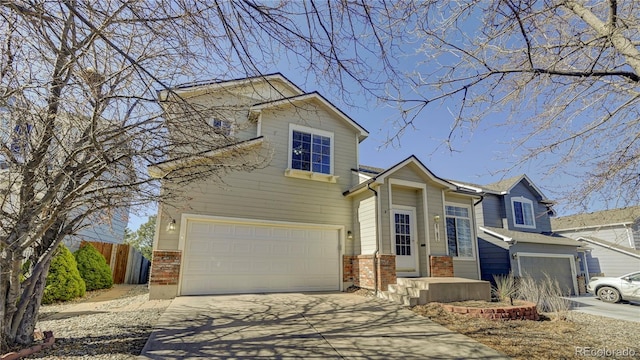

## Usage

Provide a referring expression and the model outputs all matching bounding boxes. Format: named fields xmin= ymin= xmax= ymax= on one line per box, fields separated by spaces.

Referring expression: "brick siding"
xmin=149 ymin=250 xmax=181 ymax=286
xmin=429 ymin=255 xmax=454 ymax=277
xmin=344 ymin=254 xmax=396 ymax=291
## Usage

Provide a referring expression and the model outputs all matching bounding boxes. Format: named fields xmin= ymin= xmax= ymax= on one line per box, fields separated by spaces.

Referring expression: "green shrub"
xmin=42 ymin=245 xmax=86 ymax=304
xmin=74 ymin=243 xmax=113 ymax=291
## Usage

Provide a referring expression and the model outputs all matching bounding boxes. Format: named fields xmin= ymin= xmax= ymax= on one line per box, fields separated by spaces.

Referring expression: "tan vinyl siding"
xmin=156 ymin=99 xmax=358 ymax=251
xmin=427 ymin=185 xmax=447 ymax=255
xmin=165 ymin=79 xmax=300 ymax=145
xmin=379 ymin=184 xmax=392 ymax=254
xmin=445 ymin=194 xmax=473 ymax=207
xmin=388 ymin=164 xmax=427 ymax=183
xmin=391 ymin=186 xmax=418 ymax=208
xmin=358 ymin=195 xmax=377 ymax=255
xmin=454 ymin=259 xmax=479 ymax=279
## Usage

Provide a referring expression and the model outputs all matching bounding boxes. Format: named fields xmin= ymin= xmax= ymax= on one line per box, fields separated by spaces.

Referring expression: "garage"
xmin=517 ymin=253 xmax=578 ymax=295
xmin=179 ymin=217 xmax=341 ymax=295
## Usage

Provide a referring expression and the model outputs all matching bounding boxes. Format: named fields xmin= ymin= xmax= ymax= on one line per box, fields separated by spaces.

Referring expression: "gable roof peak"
xmin=158 ymin=73 xmax=305 ymax=99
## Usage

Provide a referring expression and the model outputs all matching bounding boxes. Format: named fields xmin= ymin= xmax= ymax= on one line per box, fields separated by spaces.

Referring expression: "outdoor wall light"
xmin=347 ymin=230 xmax=353 ymax=239
xmin=167 ymin=219 xmax=177 ymax=233
xmin=511 ymin=253 xmax=518 ymax=259
xmin=433 ymin=215 xmax=440 ymax=223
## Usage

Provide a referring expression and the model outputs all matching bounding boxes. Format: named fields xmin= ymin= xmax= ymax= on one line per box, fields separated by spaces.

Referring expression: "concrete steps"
xmin=377 ymin=277 xmax=491 ymax=307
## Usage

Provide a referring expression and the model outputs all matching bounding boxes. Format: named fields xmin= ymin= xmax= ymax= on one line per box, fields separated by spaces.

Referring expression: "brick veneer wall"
xmin=376 ymin=254 xmax=396 ymax=291
xmin=343 ymin=255 xmax=357 ymax=282
xmin=343 ymin=254 xmax=396 ymax=291
xmin=150 ymin=250 xmax=181 ymax=285
xmin=429 ymin=255 xmax=454 ymax=277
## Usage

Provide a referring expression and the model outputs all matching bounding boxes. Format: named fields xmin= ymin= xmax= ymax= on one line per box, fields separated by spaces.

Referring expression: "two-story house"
xmin=148 ymin=74 xmax=484 ymax=300
xmin=551 ymin=207 xmax=640 ymax=279
xmin=451 ymin=175 xmax=584 ymax=295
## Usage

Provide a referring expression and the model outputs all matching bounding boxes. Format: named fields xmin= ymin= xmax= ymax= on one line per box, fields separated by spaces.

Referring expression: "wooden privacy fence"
xmin=81 ymin=241 xmax=150 ymax=284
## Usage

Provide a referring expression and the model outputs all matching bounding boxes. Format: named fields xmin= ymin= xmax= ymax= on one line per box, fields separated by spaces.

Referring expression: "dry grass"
xmin=412 ymin=303 xmax=639 ymax=360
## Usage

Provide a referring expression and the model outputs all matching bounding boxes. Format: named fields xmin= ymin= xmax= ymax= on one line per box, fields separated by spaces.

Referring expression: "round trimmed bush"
xmin=42 ymin=244 xmax=86 ymax=304
xmin=74 ymin=243 xmax=113 ymax=291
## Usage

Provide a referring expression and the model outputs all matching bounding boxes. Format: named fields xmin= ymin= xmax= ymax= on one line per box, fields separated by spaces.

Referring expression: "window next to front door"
xmin=446 ymin=205 xmax=474 ymax=258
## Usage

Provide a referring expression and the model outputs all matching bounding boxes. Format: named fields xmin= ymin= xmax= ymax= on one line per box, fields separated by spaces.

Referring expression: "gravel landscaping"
xmin=16 ymin=285 xmax=639 ymax=359
xmin=413 ymin=302 xmax=640 ymax=360
xmin=26 ymin=285 xmax=170 ymax=359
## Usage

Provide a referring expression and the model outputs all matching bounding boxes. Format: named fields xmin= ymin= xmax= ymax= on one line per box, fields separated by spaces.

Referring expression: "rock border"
xmin=1 ymin=331 xmax=55 ymax=360
xmin=440 ymin=301 xmax=539 ymax=321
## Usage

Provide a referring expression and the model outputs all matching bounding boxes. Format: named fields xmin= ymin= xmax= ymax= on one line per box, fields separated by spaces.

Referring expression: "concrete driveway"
xmin=139 ymin=292 xmax=508 ymax=359
xmin=567 ymin=295 xmax=640 ymax=322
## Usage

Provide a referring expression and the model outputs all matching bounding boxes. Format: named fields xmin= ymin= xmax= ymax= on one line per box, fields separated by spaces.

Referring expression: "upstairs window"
xmin=289 ymin=124 xmax=333 ymax=175
xmin=445 ymin=205 xmax=474 ymax=258
xmin=210 ymin=118 xmax=232 ymax=136
xmin=511 ymin=197 xmax=536 ymax=229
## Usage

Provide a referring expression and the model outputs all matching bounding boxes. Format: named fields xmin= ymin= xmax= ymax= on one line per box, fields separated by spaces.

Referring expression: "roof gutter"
xmin=577 ymin=237 xmax=640 ymax=259
xmin=479 ymin=226 xmax=516 ymax=244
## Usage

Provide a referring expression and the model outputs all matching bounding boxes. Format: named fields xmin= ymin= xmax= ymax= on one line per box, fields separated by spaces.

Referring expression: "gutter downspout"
xmin=367 ymin=182 xmax=381 ymax=295
xmin=472 ymin=194 xmax=484 ymax=280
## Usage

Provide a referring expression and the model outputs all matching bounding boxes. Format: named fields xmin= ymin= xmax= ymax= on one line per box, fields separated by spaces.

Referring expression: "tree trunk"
xmin=13 ymin=260 xmax=50 ymax=345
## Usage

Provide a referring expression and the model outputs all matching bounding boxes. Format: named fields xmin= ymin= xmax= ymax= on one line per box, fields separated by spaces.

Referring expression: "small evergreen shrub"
xmin=42 ymin=244 xmax=86 ymax=304
xmin=75 ymin=243 xmax=113 ymax=291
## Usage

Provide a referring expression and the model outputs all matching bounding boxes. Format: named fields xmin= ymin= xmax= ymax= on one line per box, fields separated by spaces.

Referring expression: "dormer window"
xmin=511 ymin=196 xmax=536 ymax=229
xmin=210 ymin=118 xmax=232 ymax=136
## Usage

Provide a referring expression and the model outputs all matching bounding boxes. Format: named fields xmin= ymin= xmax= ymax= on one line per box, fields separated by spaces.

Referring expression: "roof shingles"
xmin=551 ymin=206 xmax=640 ymax=230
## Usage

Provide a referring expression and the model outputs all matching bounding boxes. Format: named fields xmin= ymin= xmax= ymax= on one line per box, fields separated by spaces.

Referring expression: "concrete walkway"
xmin=566 ymin=295 xmax=640 ymax=322
xmin=139 ymin=292 xmax=509 ymax=359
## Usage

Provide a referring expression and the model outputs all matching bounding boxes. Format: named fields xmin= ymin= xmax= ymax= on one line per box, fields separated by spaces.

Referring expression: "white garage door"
xmin=180 ymin=219 xmax=341 ymax=295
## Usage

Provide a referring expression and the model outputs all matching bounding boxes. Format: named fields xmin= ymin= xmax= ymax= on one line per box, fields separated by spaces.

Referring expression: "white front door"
xmin=393 ymin=208 xmax=418 ymax=276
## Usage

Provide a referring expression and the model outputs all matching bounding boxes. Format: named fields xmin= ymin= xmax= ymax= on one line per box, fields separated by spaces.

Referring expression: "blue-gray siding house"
xmin=452 ymin=175 xmax=583 ymax=295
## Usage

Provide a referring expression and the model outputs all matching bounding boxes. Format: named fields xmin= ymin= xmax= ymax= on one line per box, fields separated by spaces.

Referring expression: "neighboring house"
xmin=0 ymin=110 xmax=129 ymax=252
xmin=552 ymin=207 xmax=640 ymax=279
xmin=148 ymin=74 xmax=483 ymax=299
xmin=66 ymin=208 xmax=130 ymax=251
xmin=451 ymin=175 xmax=584 ymax=295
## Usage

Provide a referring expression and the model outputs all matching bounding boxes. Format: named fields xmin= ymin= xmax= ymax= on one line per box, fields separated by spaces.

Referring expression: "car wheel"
xmin=597 ymin=286 xmax=621 ymax=303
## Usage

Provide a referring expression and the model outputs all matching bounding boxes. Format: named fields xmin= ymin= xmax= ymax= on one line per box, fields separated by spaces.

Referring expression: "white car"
xmin=587 ymin=271 xmax=640 ymax=303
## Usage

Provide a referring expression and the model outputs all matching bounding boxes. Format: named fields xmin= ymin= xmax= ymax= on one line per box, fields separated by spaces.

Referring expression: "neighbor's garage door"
xmin=180 ymin=219 xmax=340 ymax=295
xmin=518 ymin=255 xmax=576 ymax=295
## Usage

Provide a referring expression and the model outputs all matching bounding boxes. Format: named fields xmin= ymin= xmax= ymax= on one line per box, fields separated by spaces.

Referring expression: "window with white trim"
xmin=209 ymin=118 xmax=232 ymax=136
xmin=289 ymin=125 xmax=333 ymax=175
xmin=445 ymin=205 xmax=473 ymax=258
xmin=511 ymin=197 xmax=536 ymax=229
